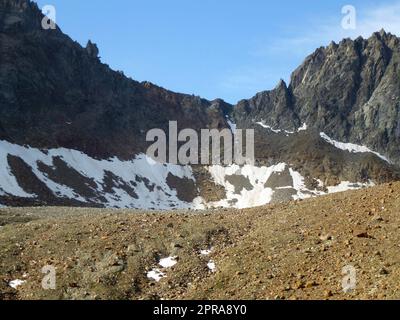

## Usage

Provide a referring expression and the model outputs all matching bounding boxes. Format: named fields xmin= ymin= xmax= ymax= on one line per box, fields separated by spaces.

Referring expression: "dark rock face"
xmin=235 ymin=80 xmax=299 ymax=132
xmin=0 ymin=0 xmax=43 ymax=33
xmin=0 ymin=0 xmax=230 ymax=160
xmin=85 ymin=40 xmax=99 ymax=59
xmin=234 ymin=29 xmax=400 ymax=165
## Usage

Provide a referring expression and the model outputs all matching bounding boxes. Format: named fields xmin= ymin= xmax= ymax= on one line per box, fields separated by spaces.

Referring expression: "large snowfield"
xmin=0 ymin=139 xmax=374 ymax=210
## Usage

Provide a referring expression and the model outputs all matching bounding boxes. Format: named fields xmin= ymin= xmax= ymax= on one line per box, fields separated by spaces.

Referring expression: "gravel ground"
xmin=1 ymin=182 xmax=400 ymax=300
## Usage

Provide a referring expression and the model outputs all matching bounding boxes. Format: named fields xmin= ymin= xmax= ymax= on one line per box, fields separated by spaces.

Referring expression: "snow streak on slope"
xmin=205 ymin=164 xmax=322 ymax=208
xmin=0 ymin=140 xmax=196 ymax=209
xmin=205 ymin=163 xmax=374 ymax=209
xmin=0 ymin=140 xmax=375 ymax=210
xmin=226 ymin=116 xmax=237 ymax=134
xmin=320 ymin=133 xmax=390 ymax=163
xmin=298 ymin=123 xmax=308 ymax=131
xmin=256 ymin=121 xmax=308 ymax=135
xmin=206 ymin=163 xmax=287 ymax=208
xmin=0 ymin=141 xmax=78 ymax=199
xmin=327 ymin=181 xmax=375 ymax=193
xmin=256 ymin=121 xmax=291 ymax=134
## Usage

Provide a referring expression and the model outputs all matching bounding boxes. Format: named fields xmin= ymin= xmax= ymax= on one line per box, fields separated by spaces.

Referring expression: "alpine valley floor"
xmin=1 ymin=182 xmax=400 ymax=300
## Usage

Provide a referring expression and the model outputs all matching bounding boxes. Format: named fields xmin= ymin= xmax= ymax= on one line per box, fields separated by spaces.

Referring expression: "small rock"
xmin=324 ymin=290 xmax=333 ymax=298
xmin=372 ymin=215 xmax=384 ymax=222
xmin=319 ymin=234 xmax=332 ymax=241
xmin=379 ymin=268 xmax=389 ymax=275
xmin=305 ymin=281 xmax=318 ymax=288
xmin=171 ymin=242 xmax=183 ymax=249
xmin=127 ymin=244 xmax=139 ymax=253
xmin=354 ymin=230 xmax=371 ymax=238
xmin=294 ymin=281 xmax=305 ymax=289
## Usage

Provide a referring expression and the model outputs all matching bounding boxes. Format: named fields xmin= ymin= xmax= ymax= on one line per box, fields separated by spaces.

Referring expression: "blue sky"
xmin=36 ymin=0 xmax=400 ymax=104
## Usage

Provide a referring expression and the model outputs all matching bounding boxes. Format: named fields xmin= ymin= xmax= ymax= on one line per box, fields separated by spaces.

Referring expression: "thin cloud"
xmin=351 ymin=1 xmax=400 ymax=37
xmin=257 ymin=1 xmax=400 ymax=57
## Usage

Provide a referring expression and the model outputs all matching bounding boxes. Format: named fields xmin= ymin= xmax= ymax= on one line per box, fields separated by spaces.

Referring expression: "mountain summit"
xmin=235 ymin=29 xmax=400 ymax=165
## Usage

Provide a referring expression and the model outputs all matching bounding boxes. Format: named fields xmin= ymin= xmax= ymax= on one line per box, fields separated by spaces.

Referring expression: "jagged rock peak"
xmin=371 ymin=28 xmax=391 ymax=39
xmin=275 ymin=79 xmax=287 ymax=90
xmin=86 ymin=40 xmax=100 ymax=59
xmin=379 ymin=28 xmax=387 ymax=36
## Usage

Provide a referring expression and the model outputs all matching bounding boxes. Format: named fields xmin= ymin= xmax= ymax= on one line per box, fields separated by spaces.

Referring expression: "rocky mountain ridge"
xmin=0 ymin=0 xmax=399 ymax=209
xmin=235 ymin=29 xmax=400 ymax=165
xmin=0 ymin=0 xmax=231 ymax=160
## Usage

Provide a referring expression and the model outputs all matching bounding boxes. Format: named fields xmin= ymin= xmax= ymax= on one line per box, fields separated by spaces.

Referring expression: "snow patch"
xmin=206 ymin=163 xmax=287 ymax=209
xmin=320 ymin=133 xmax=389 ymax=163
xmin=0 ymin=139 xmax=378 ymax=210
xmin=256 ymin=121 xmax=290 ymax=134
xmin=327 ymin=181 xmax=374 ymax=193
xmin=147 ymin=256 xmax=178 ymax=282
xmin=207 ymin=261 xmax=216 ymax=272
xmin=205 ymin=162 xmax=374 ymax=207
xmin=200 ymin=248 xmax=213 ymax=256
xmin=147 ymin=269 xmax=166 ymax=282
xmin=289 ymin=168 xmax=317 ymax=200
xmin=298 ymin=123 xmax=308 ymax=131
xmin=256 ymin=121 xmax=308 ymax=135
xmin=9 ymin=279 xmax=26 ymax=289
xmin=0 ymin=140 xmax=196 ymax=209
xmin=226 ymin=117 xmax=237 ymax=134
xmin=159 ymin=256 xmax=178 ymax=268
xmin=0 ymin=142 xmax=36 ymax=198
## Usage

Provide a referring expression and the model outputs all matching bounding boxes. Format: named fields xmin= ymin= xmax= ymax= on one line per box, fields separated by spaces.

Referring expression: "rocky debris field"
xmin=1 ymin=182 xmax=400 ymax=300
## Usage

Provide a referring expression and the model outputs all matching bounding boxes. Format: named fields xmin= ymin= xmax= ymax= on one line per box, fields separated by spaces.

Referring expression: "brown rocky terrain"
xmin=1 ymin=182 xmax=399 ymax=300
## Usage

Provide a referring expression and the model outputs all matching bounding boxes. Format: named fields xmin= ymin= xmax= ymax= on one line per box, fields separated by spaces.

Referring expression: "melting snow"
xmin=289 ymin=168 xmax=316 ymax=200
xmin=320 ymin=133 xmax=389 ymax=163
xmin=200 ymin=249 xmax=213 ymax=256
xmin=147 ymin=269 xmax=166 ymax=282
xmin=226 ymin=117 xmax=237 ymax=134
xmin=147 ymin=256 xmax=178 ymax=282
xmin=298 ymin=123 xmax=308 ymax=131
xmin=206 ymin=163 xmax=287 ymax=209
xmin=207 ymin=261 xmax=216 ymax=272
xmin=256 ymin=121 xmax=308 ymax=134
xmin=327 ymin=181 xmax=374 ymax=193
xmin=159 ymin=256 xmax=178 ymax=268
xmin=9 ymin=279 xmax=26 ymax=289
xmin=0 ymin=139 xmax=377 ymax=210
xmin=256 ymin=121 xmax=289 ymax=134
xmin=0 ymin=140 xmax=196 ymax=209
xmin=205 ymin=163 xmax=338 ymax=208
xmin=204 ymin=163 xmax=374 ymax=208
